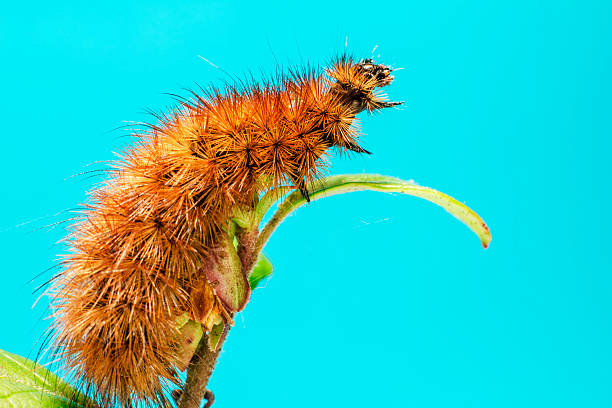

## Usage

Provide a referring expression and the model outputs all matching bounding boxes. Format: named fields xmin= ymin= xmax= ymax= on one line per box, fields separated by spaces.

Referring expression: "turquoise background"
xmin=1 ymin=1 xmax=611 ymax=407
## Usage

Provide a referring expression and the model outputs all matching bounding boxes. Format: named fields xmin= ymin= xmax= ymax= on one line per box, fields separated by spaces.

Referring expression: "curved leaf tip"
xmin=313 ymin=175 xmax=492 ymax=249
xmin=257 ymin=174 xmax=491 ymax=253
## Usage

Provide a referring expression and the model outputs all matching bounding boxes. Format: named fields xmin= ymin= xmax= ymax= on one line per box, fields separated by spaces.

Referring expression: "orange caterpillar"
xmin=48 ymin=55 xmax=400 ymax=407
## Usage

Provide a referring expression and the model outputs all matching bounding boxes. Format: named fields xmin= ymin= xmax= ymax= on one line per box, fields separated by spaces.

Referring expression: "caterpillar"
xmin=47 ymin=55 xmax=400 ymax=407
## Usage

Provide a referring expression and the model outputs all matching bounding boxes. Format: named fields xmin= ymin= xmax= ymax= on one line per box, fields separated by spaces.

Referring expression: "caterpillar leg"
xmin=298 ymin=184 xmax=311 ymax=202
xmin=290 ymin=177 xmax=311 ymax=202
xmin=345 ymin=142 xmax=372 ymax=155
xmin=380 ymin=101 xmax=404 ymax=109
xmin=379 ymin=100 xmax=404 ymax=108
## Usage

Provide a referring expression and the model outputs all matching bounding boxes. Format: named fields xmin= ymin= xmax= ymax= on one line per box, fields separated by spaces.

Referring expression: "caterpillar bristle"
xmin=46 ymin=54 xmax=399 ymax=407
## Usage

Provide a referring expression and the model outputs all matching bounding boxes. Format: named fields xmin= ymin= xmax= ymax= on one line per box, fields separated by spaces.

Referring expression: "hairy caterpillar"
xmin=47 ymin=55 xmax=400 ymax=407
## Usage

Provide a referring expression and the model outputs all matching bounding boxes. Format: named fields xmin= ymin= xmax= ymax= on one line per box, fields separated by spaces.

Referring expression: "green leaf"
xmin=255 ymin=174 xmax=492 ymax=256
xmin=249 ymin=254 xmax=273 ymax=290
xmin=204 ymin=233 xmax=250 ymax=312
xmin=0 ymin=348 xmax=97 ymax=408
xmin=207 ymin=318 xmax=225 ymax=352
xmin=176 ymin=320 xmax=204 ymax=372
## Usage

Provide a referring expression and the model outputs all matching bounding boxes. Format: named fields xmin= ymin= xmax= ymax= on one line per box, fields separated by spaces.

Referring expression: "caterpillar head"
xmin=352 ymin=58 xmax=395 ymax=89
xmin=327 ymin=56 xmax=402 ymax=113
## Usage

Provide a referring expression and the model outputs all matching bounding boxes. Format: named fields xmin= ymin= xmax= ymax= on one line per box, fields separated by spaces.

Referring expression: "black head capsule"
xmin=355 ymin=58 xmax=395 ymax=88
xmin=328 ymin=57 xmax=403 ymax=115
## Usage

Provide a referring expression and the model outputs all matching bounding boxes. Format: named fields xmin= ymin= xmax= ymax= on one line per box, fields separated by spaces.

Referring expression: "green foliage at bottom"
xmin=0 ymin=349 xmax=97 ymax=408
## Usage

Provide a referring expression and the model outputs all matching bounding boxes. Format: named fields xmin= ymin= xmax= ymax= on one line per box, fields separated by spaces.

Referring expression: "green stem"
xmin=253 ymin=190 xmax=303 ymax=261
xmin=253 ymin=174 xmax=492 ymax=264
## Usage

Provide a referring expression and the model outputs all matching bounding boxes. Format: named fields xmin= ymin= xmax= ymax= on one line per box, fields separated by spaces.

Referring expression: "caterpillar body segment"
xmin=48 ymin=55 xmax=399 ymax=407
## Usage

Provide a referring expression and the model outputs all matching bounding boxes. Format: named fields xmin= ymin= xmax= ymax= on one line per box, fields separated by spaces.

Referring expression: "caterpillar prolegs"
xmin=48 ymin=55 xmax=400 ymax=407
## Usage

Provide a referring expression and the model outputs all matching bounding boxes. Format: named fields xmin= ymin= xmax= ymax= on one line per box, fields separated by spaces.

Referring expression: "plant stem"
xmin=253 ymin=191 xmax=302 ymax=262
xmin=178 ymin=326 xmax=229 ymax=408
